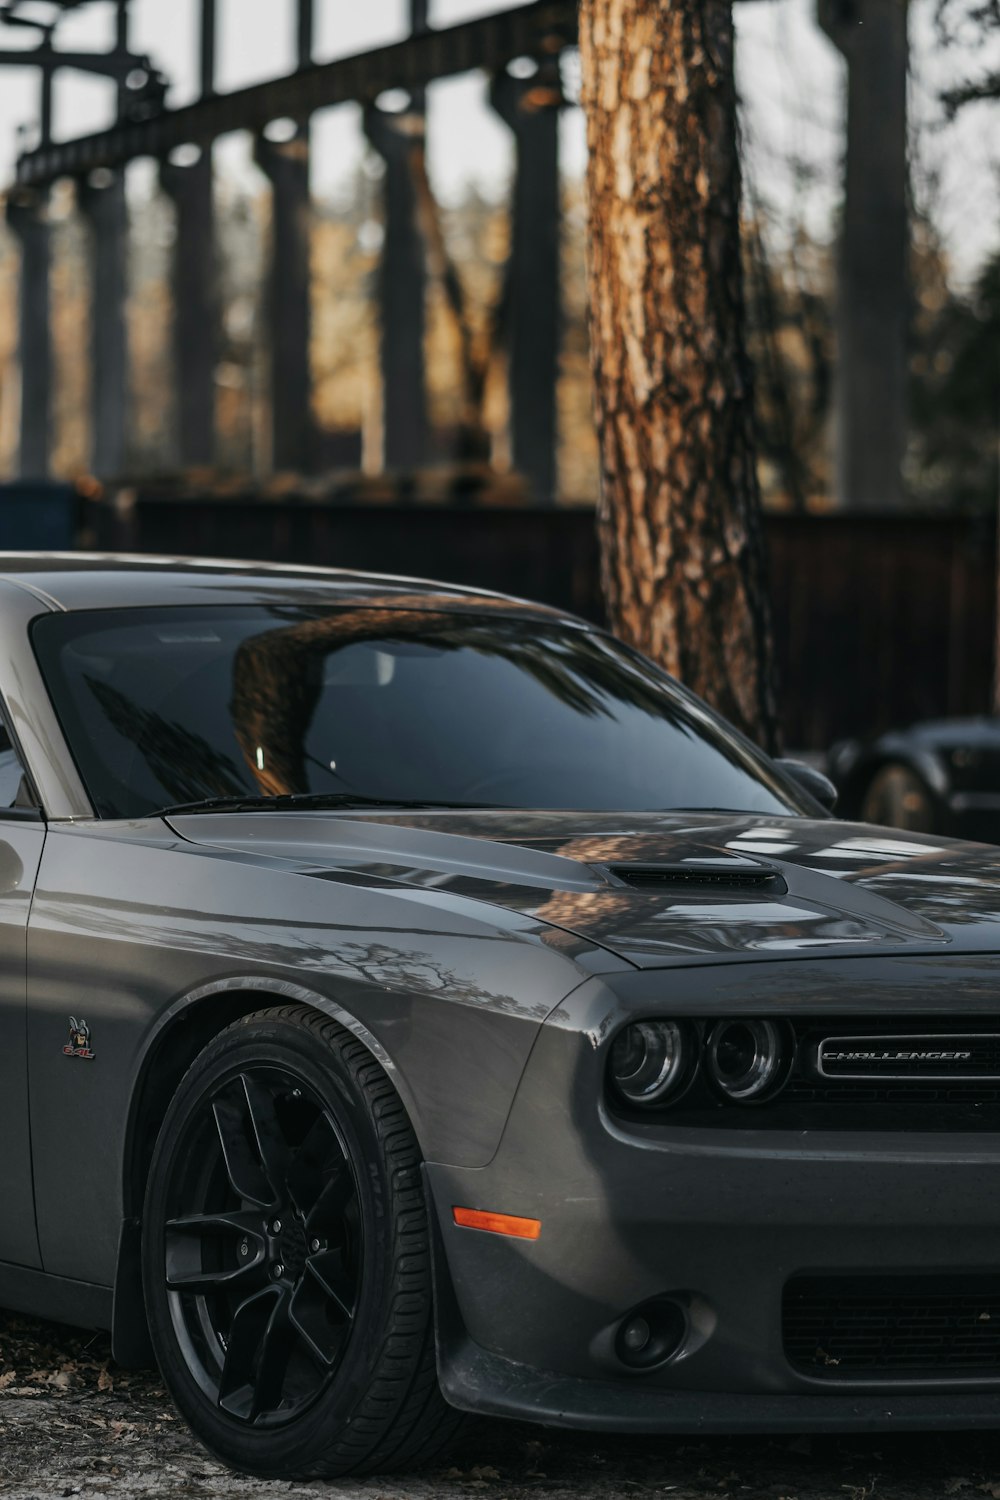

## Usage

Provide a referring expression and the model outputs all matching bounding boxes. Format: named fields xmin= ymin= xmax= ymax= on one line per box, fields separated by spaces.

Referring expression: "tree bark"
xmin=579 ymin=0 xmax=781 ymax=752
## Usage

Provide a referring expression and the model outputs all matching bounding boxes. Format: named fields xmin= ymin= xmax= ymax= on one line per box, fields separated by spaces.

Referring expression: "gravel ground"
xmin=3 ymin=1315 xmax=1000 ymax=1500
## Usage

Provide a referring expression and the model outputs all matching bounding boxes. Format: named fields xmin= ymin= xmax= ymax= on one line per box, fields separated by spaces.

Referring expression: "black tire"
xmin=859 ymin=762 xmax=938 ymax=834
xmin=141 ymin=1005 xmax=464 ymax=1478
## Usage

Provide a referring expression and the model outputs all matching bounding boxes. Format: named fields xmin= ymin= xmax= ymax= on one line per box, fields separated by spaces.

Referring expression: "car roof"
xmin=0 ymin=552 xmax=582 ymax=624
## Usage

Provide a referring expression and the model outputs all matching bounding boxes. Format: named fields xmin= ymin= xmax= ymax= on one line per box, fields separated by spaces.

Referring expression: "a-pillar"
xmin=819 ymin=0 xmax=910 ymax=510
xmin=6 ymin=189 xmax=52 ymax=480
xmin=491 ymin=65 xmax=562 ymax=502
xmin=79 ymin=171 xmax=128 ymax=478
xmin=160 ymin=152 xmax=217 ymax=469
xmin=364 ymin=102 xmax=429 ymax=472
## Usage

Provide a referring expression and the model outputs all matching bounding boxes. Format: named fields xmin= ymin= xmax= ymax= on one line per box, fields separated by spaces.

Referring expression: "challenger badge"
xmin=817 ymin=1033 xmax=997 ymax=1081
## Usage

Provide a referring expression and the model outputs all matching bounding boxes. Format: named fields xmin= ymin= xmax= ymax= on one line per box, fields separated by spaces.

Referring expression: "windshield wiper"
xmin=156 ymin=792 xmax=497 ymax=816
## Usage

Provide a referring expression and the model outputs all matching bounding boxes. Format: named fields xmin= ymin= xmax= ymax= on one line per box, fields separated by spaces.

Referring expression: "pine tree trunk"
xmin=579 ymin=0 xmax=781 ymax=752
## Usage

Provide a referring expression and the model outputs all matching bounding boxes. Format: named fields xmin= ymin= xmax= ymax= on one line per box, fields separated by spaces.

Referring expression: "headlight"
xmin=705 ymin=1018 xmax=791 ymax=1102
xmin=609 ymin=1020 xmax=691 ymax=1107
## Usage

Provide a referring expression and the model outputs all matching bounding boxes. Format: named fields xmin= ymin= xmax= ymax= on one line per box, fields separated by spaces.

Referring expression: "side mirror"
xmin=775 ymin=757 xmax=838 ymax=814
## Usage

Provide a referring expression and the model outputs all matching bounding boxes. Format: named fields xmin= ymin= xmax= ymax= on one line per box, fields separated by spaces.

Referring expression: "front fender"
xmin=27 ymin=823 xmax=599 ymax=1287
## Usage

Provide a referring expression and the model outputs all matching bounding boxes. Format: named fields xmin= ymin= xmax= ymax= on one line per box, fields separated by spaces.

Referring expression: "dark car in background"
xmin=830 ymin=717 xmax=1000 ymax=841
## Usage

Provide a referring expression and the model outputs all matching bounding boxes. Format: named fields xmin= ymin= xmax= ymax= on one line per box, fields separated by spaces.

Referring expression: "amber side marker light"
xmin=453 ymin=1206 xmax=542 ymax=1240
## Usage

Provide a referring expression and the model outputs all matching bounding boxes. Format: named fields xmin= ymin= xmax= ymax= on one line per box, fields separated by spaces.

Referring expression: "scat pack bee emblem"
xmin=63 ymin=1016 xmax=95 ymax=1061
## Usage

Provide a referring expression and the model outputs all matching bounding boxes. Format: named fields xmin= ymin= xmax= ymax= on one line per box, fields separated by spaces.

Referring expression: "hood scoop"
xmin=608 ymin=862 xmax=788 ymax=895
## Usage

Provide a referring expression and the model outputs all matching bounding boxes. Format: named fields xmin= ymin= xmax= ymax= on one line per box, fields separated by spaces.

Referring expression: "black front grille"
xmin=609 ymin=864 xmax=784 ymax=893
xmin=651 ymin=1018 xmax=1000 ymax=1131
xmin=783 ymin=1081 xmax=1000 ymax=1110
xmin=786 ymin=1019 xmax=1000 ymax=1121
xmin=784 ymin=1275 xmax=1000 ymax=1377
xmin=817 ymin=1033 xmax=1000 ymax=1079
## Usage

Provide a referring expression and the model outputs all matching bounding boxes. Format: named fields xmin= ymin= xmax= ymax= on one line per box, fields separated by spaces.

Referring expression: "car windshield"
xmin=31 ymin=603 xmax=805 ymax=820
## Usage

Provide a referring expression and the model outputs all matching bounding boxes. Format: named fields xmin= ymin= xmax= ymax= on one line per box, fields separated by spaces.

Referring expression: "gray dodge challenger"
xmin=3 ymin=554 xmax=1000 ymax=1477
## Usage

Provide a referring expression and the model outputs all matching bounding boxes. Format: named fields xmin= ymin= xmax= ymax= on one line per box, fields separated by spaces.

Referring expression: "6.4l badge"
xmin=63 ymin=1017 xmax=95 ymax=1061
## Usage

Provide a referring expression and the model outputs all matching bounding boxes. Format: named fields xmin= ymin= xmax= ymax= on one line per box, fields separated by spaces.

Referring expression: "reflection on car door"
xmin=0 ymin=724 xmax=45 ymax=1269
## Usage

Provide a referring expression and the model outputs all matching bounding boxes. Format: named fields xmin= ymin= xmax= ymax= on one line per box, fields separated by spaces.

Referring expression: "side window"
xmin=0 ymin=723 xmax=31 ymax=811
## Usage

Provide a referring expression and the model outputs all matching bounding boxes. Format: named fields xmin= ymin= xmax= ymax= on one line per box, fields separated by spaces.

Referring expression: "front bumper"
xmin=426 ymin=979 xmax=1000 ymax=1433
xmin=435 ymin=1342 xmax=1000 ymax=1434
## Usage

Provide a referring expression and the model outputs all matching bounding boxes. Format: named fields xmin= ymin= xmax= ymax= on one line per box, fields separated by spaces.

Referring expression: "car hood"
xmin=166 ymin=808 xmax=1000 ymax=969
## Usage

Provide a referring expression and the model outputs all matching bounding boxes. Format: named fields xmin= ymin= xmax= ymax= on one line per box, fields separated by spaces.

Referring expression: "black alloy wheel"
xmin=142 ymin=1006 xmax=463 ymax=1478
xmin=162 ymin=1063 xmax=361 ymax=1425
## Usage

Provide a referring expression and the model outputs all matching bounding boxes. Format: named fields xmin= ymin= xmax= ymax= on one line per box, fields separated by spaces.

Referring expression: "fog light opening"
xmin=621 ymin=1316 xmax=651 ymax=1353
xmin=615 ymin=1298 xmax=686 ymax=1370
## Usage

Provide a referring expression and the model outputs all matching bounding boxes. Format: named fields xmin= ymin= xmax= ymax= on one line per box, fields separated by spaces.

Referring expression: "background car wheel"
xmin=859 ymin=762 xmax=937 ymax=833
xmin=142 ymin=1005 xmax=464 ymax=1478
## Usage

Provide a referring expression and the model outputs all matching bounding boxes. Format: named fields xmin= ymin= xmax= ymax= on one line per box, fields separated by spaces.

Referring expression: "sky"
xmin=0 ymin=0 xmax=998 ymax=283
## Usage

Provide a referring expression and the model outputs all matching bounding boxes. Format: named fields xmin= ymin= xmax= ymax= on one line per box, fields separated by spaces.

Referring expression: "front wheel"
xmin=141 ymin=1005 xmax=462 ymax=1478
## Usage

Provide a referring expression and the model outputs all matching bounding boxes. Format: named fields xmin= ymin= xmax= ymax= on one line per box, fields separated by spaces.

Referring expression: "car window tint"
xmin=31 ymin=605 xmax=806 ymax=821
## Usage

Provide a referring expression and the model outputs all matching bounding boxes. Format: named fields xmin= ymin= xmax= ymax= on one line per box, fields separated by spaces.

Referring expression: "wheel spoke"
xmin=286 ymin=1114 xmax=346 ymax=1220
xmin=218 ymin=1286 xmax=282 ymax=1420
xmin=242 ymin=1074 xmax=292 ymax=1197
xmin=212 ymin=1091 xmax=272 ymax=1208
xmin=248 ymin=1291 xmax=298 ymax=1421
xmin=166 ymin=1260 xmax=264 ymax=1294
xmin=212 ymin=1074 xmax=289 ymax=1208
xmin=288 ymin=1252 xmax=355 ymax=1368
xmin=305 ymin=1248 xmax=356 ymax=1321
xmin=165 ymin=1211 xmax=266 ymax=1294
xmin=303 ymin=1164 xmax=355 ymax=1237
xmin=166 ymin=1210 xmax=265 ymax=1237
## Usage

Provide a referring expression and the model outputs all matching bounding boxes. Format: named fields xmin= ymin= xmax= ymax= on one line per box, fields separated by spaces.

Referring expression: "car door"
xmin=0 ymin=716 xmax=45 ymax=1268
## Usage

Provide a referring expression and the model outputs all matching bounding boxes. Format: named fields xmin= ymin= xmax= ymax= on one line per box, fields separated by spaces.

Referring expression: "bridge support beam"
xmin=7 ymin=189 xmax=52 ymax=479
xmin=79 ymin=170 xmax=128 ymax=479
xmin=364 ymin=103 xmax=429 ymax=472
xmin=255 ymin=132 xmax=314 ymax=472
xmin=491 ymin=66 xmax=561 ymax=501
xmin=819 ymin=0 xmax=910 ymax=511
xmin=252 ymin=0 xmax=315 ymax=473
xmin=161 ymin=152 xmax=217 ymax=469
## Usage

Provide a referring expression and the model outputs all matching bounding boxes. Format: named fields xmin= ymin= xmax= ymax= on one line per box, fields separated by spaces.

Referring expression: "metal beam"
xmin=255 ymin=130 xmax=314 ymax=473
xmin=251 ymin=0 xmax=315 ymax=473
xmin=200 ymin=0 xmax=216 ymax=98
xmin=6 ymin=189 xmax=52 ymax=478
xmin=364 ymin=104 xmax=429 ymax=472
xmin=79 ymin=169 xmax=129 ymax=477
xmin=297 ymin=0 xmax=313 ymax=68
xmin=492 ymin=67 xmax=561 ymax=501
xmin=161 ymin=153 xmax=217 ymax=467
xmin=0 ymin=45 xmax=145 ymax=78
xmin=1 ymin=1 xmax=101 ymax=14
xmin=15 ymin=0 xmax=577 ymax=186
xmin=819 ymin=0 xmax=909 ymax=511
